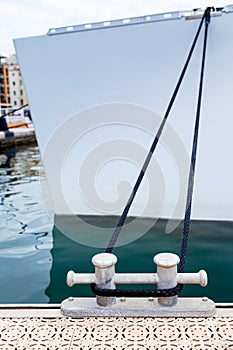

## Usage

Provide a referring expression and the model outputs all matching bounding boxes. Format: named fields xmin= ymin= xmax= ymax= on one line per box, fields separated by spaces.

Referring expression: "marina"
xmin=1 ymin=3 xmax=233 ymax=348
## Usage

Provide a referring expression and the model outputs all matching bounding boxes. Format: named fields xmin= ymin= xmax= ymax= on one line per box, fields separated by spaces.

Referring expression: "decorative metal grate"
xmin=0 ymin=316 xmax=232 ymax=349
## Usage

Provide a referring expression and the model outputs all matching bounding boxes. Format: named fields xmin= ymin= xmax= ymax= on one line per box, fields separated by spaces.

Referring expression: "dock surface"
xmin=0 ymin=305 xmax=232 ymax=349
xmin=0 ymin=127 xmax=35 ymax=148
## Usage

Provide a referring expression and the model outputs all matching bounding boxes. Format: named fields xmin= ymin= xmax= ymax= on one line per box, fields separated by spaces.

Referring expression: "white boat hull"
xmin=14 ymin=6 xmax=233 ymax=222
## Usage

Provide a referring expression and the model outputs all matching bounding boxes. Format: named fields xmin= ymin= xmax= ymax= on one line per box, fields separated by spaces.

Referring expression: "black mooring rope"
xmin=179 ymin=8 xmax=211 ymax=273
xmin=91 ymin=283 xmax=183 ymax=297
xmin=91 ymin=8 xmax=211 ymax=298
xmin=106 ymin=8 xmax=209 ymax=255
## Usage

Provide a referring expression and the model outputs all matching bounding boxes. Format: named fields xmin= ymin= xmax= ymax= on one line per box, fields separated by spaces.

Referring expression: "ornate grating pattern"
xmin=0 ymin=316 xmax=232 ymax=349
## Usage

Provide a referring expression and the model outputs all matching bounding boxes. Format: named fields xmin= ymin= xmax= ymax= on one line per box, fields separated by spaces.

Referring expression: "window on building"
xmin=7 ymin=87 xmax=10 ymax=94
xmin=12 ymin=81 xmax=16 ymax=86
xmin=20 ymin=89 xmax=23 ymax=95
xmin=12 ymin=73 xmax=15 ymax=77
xmin=13 ymin=90 xmax=16 ymax=95
xmin=8 ymin=96 xmax=11 ymax=103
xmin=6 ymin=78 xmax=9 ymax=84
xmin=20 ymin=99 xmax=24 ymax=106
xmin=14 ymin=101 xmax=17 ymax=106
xmin=20 ymin=80 xmax=22 ymax=85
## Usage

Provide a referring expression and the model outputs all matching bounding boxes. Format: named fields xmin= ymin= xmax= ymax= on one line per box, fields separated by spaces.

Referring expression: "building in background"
xmin=9 ymin=66 xmax=27 ymax=108
xmin=0 ymin=56 xmax=10 ymax=108
xmin=3 ymin=64 xmax=11 ymax=107
xmin=0 ymin=54 xmax=31 ymax=129
xmin=0 ymin=54 xmax=28 ymax=110
xmin=0 ymin=58 xmax=5 ymax=105
xmin=7 ymin=54 xmax=28 ymax=109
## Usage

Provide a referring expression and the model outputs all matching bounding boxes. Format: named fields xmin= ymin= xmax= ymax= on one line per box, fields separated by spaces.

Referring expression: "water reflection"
xmin=0 ymin=147 xmax=16 ymax=169
xmin=0 ymin=143 xmax=52 ymax=303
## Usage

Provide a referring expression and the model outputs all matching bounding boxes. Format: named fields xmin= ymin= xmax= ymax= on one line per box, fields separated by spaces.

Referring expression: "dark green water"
xmin=47 ymin=216 xmax=233 ymax=303
xmin=0 ymin=143 xmax=232 ymax=303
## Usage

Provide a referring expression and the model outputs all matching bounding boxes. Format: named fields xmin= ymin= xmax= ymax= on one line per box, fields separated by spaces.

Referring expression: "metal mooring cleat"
xmin=61 ymin=252 xmax=215 ymax=317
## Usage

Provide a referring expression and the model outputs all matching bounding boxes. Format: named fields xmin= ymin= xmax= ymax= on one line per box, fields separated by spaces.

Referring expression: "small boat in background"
xmin=0 ymin=106 xmax=35 ymax=148
xmin=1 ymin=105 xmax=32 ymax=129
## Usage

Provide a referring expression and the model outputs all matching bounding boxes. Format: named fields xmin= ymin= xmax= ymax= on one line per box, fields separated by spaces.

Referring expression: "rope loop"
xmin=91 ymin=283 xmax=183 ymax=298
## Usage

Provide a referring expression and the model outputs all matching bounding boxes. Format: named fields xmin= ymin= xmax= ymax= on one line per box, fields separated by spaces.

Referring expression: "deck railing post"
xmin=91 ymin=253 xmax=117 ymax=307
xmin=154 ymin=252 xmax=180 ymax=306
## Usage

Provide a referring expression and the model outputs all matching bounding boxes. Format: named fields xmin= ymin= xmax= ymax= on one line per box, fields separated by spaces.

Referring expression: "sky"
xmin=1 ymin=0 xmax=231 ymax=57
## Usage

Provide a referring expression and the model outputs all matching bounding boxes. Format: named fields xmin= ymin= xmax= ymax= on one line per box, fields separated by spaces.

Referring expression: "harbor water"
xmin=0 ymin=143 xmax=232 ymax=303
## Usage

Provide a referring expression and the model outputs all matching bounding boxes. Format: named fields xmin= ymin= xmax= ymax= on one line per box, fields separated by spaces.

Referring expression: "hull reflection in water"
xmin=46 ymin=215 xmax=233 ymax=303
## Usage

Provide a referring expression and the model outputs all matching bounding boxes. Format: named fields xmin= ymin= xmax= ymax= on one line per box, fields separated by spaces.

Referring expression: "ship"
xmin=14 ymin=5 xmax=233 ymax=225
